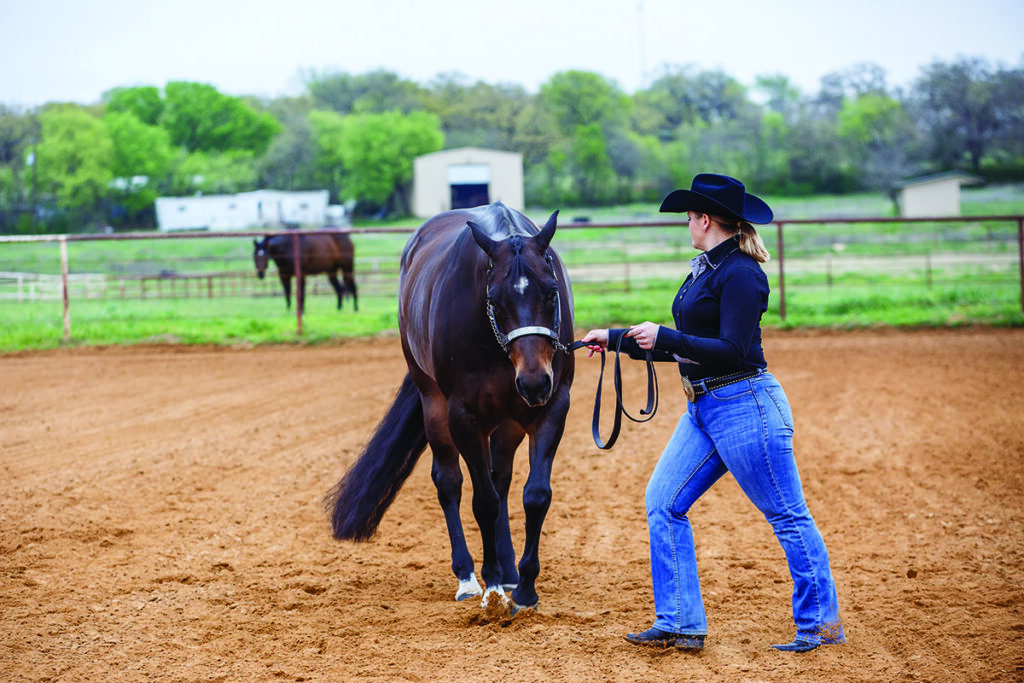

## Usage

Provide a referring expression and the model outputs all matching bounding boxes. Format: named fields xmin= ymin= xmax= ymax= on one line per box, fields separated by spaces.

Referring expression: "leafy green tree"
xmin=161 ymin=81 xmax=281 ymax=155
xmin=538 ymin=71 xmax=632 ymax=205
xmin=569 ymin=123 xmax=615 ymax=204
xmin=311 ymin=109 xmax=443 ymax=214
xmin=753 ymin=110 xmax=794 ymax=192
xmin=988 ymin=63 xmax=1024 ymax=178
xmin=423 ymin=73 xmax=531 ymax=151
xmin=539 ymin=70 xmax=630 ymax=136
xmin=165 ymin=150 xmax=259 ymax=196
xmin=102 ymin=86 xmax=164 ymax=126
xmin=104 ymin=112 xmax=174 ymax=220
xmin=632 ymin=67 xmax=702 ymax=140
xmin=837 ymin=93 xmax=915 ymax=189
xmin=0 ymin=106 xmax=38 ymax=231
xmin=258 ymin=96 xmax=319 ymax=191
xmin=627 ymin=132 xmax=674 ymax=202
xmin=909 ymin=57 xmax=1003 ymax=173
xmin=308 ymin=109 xmax=347 ymax=200
xmin=829 ymin=63 xmax=891 ymax=98
xmin=755 ymin=74 xmax=804 ymax=121
xmin=305 ymin=69 xmax=428 ymax=114
xmin=35 ymin=105 xmax=113 ymax=221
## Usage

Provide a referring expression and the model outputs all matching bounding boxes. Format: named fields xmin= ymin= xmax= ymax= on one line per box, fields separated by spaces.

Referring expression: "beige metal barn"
xmin=411 ymin=147 xmax=524 ymax=218
xmin=894 ymin=171 xmax=982 ymax=217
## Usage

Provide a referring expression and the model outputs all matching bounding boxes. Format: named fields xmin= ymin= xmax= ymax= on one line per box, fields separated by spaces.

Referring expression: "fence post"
xmin=60 ymin=236 xmax=70 ymax=343
xmin=1018 ymin=218 xmax=1023 ymax=314
xmin=775 ymin=221 xmax=786 ymax=321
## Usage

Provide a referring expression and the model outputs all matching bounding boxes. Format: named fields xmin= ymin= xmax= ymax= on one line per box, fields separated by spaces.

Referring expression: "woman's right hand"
xmin=579 ymin=329 xmax=608 ymax=357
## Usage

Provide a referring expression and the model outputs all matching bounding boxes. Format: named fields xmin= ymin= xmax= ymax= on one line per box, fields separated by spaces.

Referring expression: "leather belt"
xmin=682 ymin=370 xmax=760 ymax=402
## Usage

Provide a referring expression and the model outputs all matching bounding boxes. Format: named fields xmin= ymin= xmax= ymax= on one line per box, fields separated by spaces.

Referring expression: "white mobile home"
xmin=155 ymin=190 xmax=330 ymax=231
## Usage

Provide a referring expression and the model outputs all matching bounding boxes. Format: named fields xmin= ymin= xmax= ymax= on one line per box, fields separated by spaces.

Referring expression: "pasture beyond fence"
xmin=1 ymin=215 xmax=1022 ymax=346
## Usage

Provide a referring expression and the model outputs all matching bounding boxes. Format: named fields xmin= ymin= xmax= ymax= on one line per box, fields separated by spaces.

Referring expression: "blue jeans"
xmin=645 ymin=371 xmax=845 ymax=644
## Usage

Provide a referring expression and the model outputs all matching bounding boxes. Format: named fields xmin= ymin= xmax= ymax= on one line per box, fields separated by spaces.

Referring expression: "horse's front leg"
xmin=278 ymin=273 xmax=291 ymax=309
xmin=512 ymin=388 xmax=570 ymax=613
xmin=490 ymin=419 xmax=526 ymax=591
xmin=449 ymin=402 xmax=505 ymax=607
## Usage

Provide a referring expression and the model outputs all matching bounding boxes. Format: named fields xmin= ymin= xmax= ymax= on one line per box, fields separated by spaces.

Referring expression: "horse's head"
xmin=469 ymin=211 xmax=562 ymax=407
xmin=253 ymin=237 xmax=270 ymax=279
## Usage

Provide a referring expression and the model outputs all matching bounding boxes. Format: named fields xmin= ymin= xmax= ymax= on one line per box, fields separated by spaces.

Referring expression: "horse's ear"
xmin=535 ymin=210 xmax=559 ymax=251
xmin=468 ymin=221 xmax=498 ymax=257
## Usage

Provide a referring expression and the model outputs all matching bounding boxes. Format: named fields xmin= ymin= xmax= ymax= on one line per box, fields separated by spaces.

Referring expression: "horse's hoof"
xmin=455 ymin=574 xmax=483 ymax=601
xmin=501 ymin=583 xmax=518 ymax=592
xmin=510 ymin=600 xmax=537 ymax=616
xmin=480 ymin=586 xmax=508 ymax=610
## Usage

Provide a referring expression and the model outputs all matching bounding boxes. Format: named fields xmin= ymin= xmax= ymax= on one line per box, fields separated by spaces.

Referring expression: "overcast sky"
xmin=2 ymin=0 xmax=1022 ymax=108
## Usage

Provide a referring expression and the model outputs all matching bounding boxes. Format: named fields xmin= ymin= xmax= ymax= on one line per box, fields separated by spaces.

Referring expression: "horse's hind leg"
xmin=327 ymin=272 xmax=344 ymax=310
xmin=343 ymin=270 xmax=358 ymax=311
xmin=420 ymin=389 xmax=479 ymax=600
xmin=490 ymin=419 xmax=526 ymax=591
xmin=448 ymin=402 xmax=505 ymax=607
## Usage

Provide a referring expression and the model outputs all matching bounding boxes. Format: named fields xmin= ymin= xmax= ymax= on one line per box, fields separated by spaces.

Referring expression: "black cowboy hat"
xmin=659 ymin=173 xmax=774 ymax=224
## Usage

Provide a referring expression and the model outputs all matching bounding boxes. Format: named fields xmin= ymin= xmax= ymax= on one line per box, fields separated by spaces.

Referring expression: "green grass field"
xmin=1 ymin=185 xmax=1021 ymax=351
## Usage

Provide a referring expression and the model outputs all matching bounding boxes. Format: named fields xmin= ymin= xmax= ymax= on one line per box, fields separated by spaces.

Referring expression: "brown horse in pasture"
xmin=326 ymin=202 xmax=575 ymax=613
xmin=253 ymin=233 xmax=357 ymax=313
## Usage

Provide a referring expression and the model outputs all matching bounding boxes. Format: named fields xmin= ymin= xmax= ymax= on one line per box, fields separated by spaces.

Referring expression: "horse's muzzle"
xmin=516 ymin=373 xmax=553 ymax=407
xmin=256 ymin=271 xmax=265 ymax=280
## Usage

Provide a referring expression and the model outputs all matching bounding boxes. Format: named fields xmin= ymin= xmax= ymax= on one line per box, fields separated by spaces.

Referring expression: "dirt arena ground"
xmin=3 ymin=327 xmax=1023 ymax=682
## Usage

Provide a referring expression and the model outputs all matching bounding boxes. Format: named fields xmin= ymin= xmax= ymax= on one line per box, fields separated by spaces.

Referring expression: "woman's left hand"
xmin=579 ymin=329 xmax=608 ymax=357
xmin=626 ymin=321 xmax=659 ymax=350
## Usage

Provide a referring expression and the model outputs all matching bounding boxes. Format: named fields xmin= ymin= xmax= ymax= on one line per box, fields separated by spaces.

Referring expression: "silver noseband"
xmin=485 ymin=255 xmax=568 ymax=354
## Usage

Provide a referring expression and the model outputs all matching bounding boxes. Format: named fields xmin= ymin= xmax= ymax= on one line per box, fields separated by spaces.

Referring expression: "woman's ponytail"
xmin=736 ymin=220 xmax=770 ymax=263
xmin=709 ymin=214 xmax=771 ymax=263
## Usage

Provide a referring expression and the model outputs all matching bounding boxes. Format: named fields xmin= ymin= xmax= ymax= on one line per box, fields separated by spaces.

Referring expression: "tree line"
xmin=0 ymin=55 xmax=1021 ymax=233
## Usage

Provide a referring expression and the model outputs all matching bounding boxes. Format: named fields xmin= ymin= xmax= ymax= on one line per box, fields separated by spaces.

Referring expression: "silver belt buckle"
xmin=681 ymin=376 xmax=695 ymax=402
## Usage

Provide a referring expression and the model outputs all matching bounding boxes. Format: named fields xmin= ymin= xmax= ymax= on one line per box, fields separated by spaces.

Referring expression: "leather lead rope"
xmin=568 ymin=334 xmax=659 ymax=450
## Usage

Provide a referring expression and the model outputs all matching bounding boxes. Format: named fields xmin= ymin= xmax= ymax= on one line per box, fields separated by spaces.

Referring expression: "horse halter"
xmin=484 ymin=251 xmax=569 ymax=355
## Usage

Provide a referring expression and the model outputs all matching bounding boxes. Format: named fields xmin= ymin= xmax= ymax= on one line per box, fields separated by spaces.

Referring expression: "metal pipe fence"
xmin=1 ymin=215 xmax=1021 ymax=343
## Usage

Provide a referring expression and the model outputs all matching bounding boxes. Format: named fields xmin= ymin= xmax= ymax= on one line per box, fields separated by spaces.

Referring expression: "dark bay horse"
xmin=253 ymin=233 xmax=357 ymax=313
xmin=326 ymin=202 xmax=575 ymax=613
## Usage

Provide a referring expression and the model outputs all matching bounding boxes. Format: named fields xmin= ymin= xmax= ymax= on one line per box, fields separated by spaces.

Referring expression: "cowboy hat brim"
xmin=659 ymin=189 xmax=774 ymax=224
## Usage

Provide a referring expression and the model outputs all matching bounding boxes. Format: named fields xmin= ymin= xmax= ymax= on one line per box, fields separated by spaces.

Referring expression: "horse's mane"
xmin=471 ymin=202 xmax=536 ymax=240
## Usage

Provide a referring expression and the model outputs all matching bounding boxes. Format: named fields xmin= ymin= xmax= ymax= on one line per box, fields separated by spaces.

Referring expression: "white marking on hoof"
xmin=480 ymin=586 xmax=508 ymax=610
xmin=455 ymin=574 xmax=483 ymax=601
xmin=501 ymin=583 xmax=518 ymax=592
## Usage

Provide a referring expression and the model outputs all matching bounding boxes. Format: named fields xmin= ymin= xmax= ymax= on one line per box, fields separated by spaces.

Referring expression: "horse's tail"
xmin=325 ymin=373 xmax=427 ymax=541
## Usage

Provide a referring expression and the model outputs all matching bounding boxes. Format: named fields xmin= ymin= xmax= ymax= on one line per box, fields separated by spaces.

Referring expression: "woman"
xmin=581 ymin=173 xmax=844 ymax=653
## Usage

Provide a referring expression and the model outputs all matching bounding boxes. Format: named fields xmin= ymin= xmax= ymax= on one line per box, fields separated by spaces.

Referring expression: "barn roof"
xmin=893 ymin=171 xmax=983 ymax=190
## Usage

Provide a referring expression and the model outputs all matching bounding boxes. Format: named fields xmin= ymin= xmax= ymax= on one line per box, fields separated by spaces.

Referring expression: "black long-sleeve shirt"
xmin=607 ymin=236 xmax=769 ymax=382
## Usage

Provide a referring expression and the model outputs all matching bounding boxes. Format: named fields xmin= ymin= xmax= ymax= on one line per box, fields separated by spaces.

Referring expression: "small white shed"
xmin=155 ymin=190 xmax=330 ymax=231
xmin=412 ymin=147 xmax=524 ymax=218
xmin=894 ymin=172 xmax=982 ymax=218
